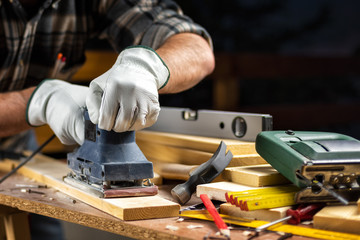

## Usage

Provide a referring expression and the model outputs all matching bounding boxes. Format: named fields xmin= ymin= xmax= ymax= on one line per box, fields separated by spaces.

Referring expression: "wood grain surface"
xmin=223 ymin=164 xmax=290 ymax=187
xmin=0 ymin=154 xmax=179 ymax=221
xmin=136 ymin=131 xmax=257 ymax=155
xmin=0 ymin=171 xmax=313 ymax=240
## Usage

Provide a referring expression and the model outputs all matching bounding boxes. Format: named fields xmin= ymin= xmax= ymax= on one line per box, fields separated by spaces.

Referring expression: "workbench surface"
xmin=0 ymin=171 xmax=316 ymax=240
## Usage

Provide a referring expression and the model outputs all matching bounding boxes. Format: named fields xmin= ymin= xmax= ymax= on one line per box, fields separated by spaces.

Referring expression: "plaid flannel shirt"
xmin=0 ymin=0 xmax=212 ymax=92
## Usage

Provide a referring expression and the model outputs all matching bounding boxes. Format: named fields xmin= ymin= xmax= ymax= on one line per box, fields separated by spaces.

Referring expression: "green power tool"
xmin=256 ymin=130 xmax=360 ymax=204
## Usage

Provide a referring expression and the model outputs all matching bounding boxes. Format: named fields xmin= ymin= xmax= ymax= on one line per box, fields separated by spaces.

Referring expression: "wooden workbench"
xmin=0 ymin=171 xmax=315 ymax=240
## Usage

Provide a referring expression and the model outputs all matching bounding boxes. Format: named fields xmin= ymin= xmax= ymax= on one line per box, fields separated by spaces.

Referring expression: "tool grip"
xmin=200 ymin=194 xmax=230 ymax=237
xmin=286 ymin=203 xmax=325 ymax=225
xmin=171 ymin=141 xmax=233 ymax=205
xmin=171 ymin=174 xmax=199 ymax=205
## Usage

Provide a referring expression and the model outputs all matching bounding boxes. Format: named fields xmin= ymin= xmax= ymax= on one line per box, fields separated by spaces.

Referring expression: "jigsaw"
xmin=64 ymin=111 xmax=158 ymax=198
xmin=256 ymin=130 xmax=360 ymax=204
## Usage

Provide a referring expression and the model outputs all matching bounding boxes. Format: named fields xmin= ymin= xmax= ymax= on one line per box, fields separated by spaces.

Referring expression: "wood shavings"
xmin=187 ymin=224 xmax=204 ymax=229
xmin=165 ymin=225 xmax=179 ymax=231
xmin=242 ymin=230 xmax=253 ymax=237
xmin=301 ymin=220 xmax=312 ymax=225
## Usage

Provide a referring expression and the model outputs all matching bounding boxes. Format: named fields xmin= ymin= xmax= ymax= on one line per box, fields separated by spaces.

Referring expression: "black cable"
xmin=0 ymin=134 xmax=56 ymax=184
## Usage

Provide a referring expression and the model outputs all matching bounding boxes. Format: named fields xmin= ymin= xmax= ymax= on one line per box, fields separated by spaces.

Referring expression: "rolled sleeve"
xmin=96 ymin=0 xmax=213 ymax=51
xmin=141 ymin=8 xmax=213 ymax=49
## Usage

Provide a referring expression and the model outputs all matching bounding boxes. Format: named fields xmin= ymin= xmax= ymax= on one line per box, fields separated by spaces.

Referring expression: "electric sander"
xmin=64 ymin=110 xmax=158 ymax=198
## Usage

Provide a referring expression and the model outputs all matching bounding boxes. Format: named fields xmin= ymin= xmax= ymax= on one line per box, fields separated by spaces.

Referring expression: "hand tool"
xmin=180 ymin=200 xmax=224 ymax=212
xmin=225 ymin=185 xmax=300 ymax=210
xmin=146 ymin=107 xmax=273 ymax=141
xmin=200 ymin=193 xmax=230 ymax=238
xmin=0 ymin=134 xmax=56 ymax=184
xmin=171 ymin=141 xmax=233 ymax=205
xmin=256 ymin=130 xmax=360 ymax=204
xmin=180 ymin=210 xmax=359 ymax=240
xmin=64 ymin=110 xmax=158 ymax=198
xmin=255 ymin=203 xmax=325 ymax=232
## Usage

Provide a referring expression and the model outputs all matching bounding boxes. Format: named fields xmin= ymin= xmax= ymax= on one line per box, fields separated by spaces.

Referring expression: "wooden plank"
xmin=0 ymin=154 xmax=179 ymax=221
xmin=227 ymin=154 xmax=266 ymax=167
xmin=0 ymin=173 xmax=299 ymax=240
xmin=196 ymin=181 xmax=262 ymax=202
xmin=313 ymin=205 xmax=360 ymax=235
xmin=0 ymin=174 xmax=195 ymax=240
xmin=0 ymin=170 xmax=324 ymax=240
xmin=223 ymin=164 xmax=290 ymax=187
xmin=136 ymin=130 xmax=257 ymax=155
xmin=220 ymin=203 xmax=290 ymax=222
xmin=138 ymin=141 xmax=265 ymax=166
xmin=138 ymin=142 xmax=212 ymax=165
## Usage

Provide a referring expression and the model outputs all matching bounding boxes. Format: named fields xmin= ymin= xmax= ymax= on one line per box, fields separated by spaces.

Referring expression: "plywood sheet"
xmin=0 ymin=154 xmax=179 ymax=221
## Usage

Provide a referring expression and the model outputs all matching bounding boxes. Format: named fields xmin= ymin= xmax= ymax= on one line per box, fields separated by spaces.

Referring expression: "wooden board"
xmin=196 ymin=181 xmax=262 ymax=202
xmin=136 ymin=130 xmax=257 ymax=155
xmin=223 ymin=164 xmax=290 ymax=187
xmin=227 ymin=154 xmax=267 ymax=167
xmin=0 ymin=174 xmax=305 ymax=240
xmin=313 ymin=205 xmax=360 ymax=235
xmin=138 ymin=141 xmax=265 ymax=166
xmin=0 ymin=154 xmax=179 ymax=221
xmin=220 ymin=203 xmax=290 ymax=222
xmin=138 ymin=142 xmax=212 ymax=165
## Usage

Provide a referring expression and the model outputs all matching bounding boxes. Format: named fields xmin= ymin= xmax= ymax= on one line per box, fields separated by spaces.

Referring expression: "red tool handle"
xmin=200 ymin=194 xmax=230 ymax=236
xmin=286 ymin=203 xmax=325 ymax=225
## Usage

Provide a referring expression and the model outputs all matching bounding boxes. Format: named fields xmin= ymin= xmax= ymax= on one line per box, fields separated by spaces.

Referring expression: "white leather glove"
xmin=86 ymin=46 xmax=170 ymax=132
xmin=26 ymin=79 xmax=88 ymax=145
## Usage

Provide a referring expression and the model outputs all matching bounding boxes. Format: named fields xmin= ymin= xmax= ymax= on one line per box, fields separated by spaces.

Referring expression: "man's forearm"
xmin=0 ymin=87 xmax=35 ymax=138
xmin=156 ymin=33 xmax=215 ymax=94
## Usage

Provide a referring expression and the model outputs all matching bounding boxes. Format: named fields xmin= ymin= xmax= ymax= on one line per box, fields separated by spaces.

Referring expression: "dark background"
xmin=159 ymin=0 xmax=360 ymax=139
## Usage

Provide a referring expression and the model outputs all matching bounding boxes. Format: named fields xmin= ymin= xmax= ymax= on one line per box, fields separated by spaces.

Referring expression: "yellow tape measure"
xmin=226 ymin=185 xmax=300 ymax=211
xmin=180 ymin=211 xmax=360 ymax=240
xmin=242 ymin=193 xmax=296 ymax=211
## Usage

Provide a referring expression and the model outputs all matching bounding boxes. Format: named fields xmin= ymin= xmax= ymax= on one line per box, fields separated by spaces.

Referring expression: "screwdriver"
xmin=255 ymin=203 xmax=325 ymax=232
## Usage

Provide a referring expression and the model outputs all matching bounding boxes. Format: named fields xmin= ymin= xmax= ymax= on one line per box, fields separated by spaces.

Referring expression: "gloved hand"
xmin=86 ymin=46 xmax=170 ymax=132
xmin=26 ymin=79 xmax=88 ymax=145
